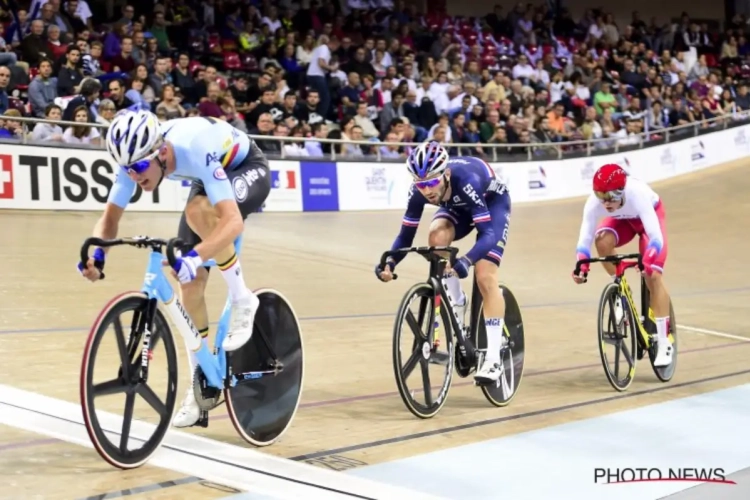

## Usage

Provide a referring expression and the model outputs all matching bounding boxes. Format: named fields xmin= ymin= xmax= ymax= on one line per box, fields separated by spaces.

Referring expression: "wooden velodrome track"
xmin=1 ymin=158 xmax=749 ymax=499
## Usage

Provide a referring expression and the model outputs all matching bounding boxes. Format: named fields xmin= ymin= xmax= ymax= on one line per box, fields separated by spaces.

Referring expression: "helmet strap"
xmin=154 ymin=145 xmax=167 ymax=188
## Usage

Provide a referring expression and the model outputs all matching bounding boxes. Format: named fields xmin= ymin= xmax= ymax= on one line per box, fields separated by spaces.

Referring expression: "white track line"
xmin=0 ymin=384 xmax=443 ymax=500
xmin=680 ymin=324 xmax=750 ymax=343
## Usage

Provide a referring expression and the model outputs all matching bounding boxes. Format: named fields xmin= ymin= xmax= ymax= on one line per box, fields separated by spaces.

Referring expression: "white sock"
xmin=183 ymin=336 xmax=205 ymax=380
xmin=485 ymin=317 xmax=505 ymax=363
xmin=217 ymin=253 xmax=251 ymax=303
xmin=444 ymin=275 xmax=465 ymax=305
xmin=656 ymin=317 xmax=669 ymax=341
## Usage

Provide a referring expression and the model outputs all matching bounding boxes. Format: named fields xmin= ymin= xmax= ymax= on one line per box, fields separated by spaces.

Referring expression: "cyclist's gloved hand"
xmin=375 ymin=260 xmax=395 ymax=282
xmin=78 ymin=247 xmax=105 ymax=282
xmin=172 ymin=249 xmax=203 ymax=284
xmin=453 ymin=256 xmax=472 ymax=279
xmin=641 ymin=241 xmax=661 ymax=276
xmin=572 ymin=250 xmax=590 ymax=283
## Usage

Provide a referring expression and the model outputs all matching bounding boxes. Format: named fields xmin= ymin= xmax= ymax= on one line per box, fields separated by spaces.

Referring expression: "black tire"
xmin=649 ymin=300 xmax=678 ymax=382
xmin=80 ymin=292 xmax=178 ymax=469
xmin=393 ymin=283 xmax=454 ymax=419
xmin=225 ymin=289 xmax=304 ymax=447
xmin=597 ymin=284 xmax=638 ymax=392
xmin=473 ymin=284 xmax=526 ymax=407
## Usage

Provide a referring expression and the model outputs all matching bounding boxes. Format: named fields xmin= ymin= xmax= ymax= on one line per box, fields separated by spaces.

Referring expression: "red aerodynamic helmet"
xmin=592 ymin=164 xmax=627 ymax=194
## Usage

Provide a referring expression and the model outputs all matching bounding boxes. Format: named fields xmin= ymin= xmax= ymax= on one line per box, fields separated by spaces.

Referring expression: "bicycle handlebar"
xmin=378 ymin=246 xmax=460 ymax=280
xmin=574 ymin=253 xmax=643 ymax=282
xmin=165 ymin=237 xmax=186 ymax=268
xmin=79 ymin=236 xmax=172 ymax=280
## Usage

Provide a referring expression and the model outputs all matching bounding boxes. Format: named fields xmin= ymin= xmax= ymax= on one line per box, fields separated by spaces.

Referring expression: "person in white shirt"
xmin=573 ymin=164 xmax=673 ymax=367
xmin=32 ymin=103 xmax=65 ymax=142
xmin=306 ymin=34 xmax=340 ymax=122
xmin=511 ymin=54 xmax=535 ymax=83
xmin=62 ymin=104 xmax=101 ymax=145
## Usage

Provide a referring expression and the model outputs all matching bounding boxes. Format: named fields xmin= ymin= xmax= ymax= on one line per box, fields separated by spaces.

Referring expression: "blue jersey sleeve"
xmin=458 ymin=174 xmax=497 ymax=264
xmin=389 ymin=184 xmax=426 ymax=265
xmin=186 ymin=125 xmax=236 ymax=206
xmin=199 ymin=161 xmax=236 ymax=206
xmin=107 ymin=168 xmax=136 ymax=208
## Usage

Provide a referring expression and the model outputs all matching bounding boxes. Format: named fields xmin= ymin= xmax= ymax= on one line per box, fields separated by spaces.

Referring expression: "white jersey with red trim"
xmin=576 ymin=177 xmax=663 ymax=253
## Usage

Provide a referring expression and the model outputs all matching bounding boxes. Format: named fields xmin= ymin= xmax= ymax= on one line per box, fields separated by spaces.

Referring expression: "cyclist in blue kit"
xmin=77 ymin=109 xmax=271 ymax=428
xmin=375 ymin=141 xmax=512 ymax=384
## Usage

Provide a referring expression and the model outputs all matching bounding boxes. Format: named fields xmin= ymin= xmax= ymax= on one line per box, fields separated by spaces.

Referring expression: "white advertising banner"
xmin=336 ymin=162 xmax=413 ymax=211
xmin=263 ymin=160 xmax=303 ymax=212
xmin=0 ymin=145 xmax=180 ymax=211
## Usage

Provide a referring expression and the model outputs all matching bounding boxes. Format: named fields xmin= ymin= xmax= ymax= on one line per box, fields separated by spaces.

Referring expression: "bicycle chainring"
xmin=192 ymin=366 xmax=222 ymax=411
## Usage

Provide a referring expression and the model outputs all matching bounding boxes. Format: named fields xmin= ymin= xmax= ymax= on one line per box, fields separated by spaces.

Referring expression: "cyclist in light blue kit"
xmin=375 ymin=141 xmax=512 ymax=384
xmin=78 ymin=109 xmax=271 ymax=428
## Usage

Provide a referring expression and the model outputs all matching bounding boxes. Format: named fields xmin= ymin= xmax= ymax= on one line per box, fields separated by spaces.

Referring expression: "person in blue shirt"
xmin=375 ymin=141 xmax=512 ymax=384
xmin=77 ymin=109 xmax=271 ymax=428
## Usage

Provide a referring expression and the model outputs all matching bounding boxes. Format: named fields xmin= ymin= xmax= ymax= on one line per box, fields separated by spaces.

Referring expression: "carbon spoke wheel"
xmin=597 ymin=284 xmax=637 ymax=392
xmin=80 ymin=292 xmax=177 ymax=469
xmin=392 ymin=283 xmax=454 ymax=419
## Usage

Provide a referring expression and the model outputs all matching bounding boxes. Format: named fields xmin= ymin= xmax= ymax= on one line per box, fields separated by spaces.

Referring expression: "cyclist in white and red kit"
xmin=572 ymin=164 xmax=673 ymax=366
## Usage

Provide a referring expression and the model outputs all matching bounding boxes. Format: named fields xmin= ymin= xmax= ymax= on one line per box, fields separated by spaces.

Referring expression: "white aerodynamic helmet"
xmin=406 ymin=140 xmax=449 ymax=180
xmin=105 ymin=109 xmax=162 ymax=167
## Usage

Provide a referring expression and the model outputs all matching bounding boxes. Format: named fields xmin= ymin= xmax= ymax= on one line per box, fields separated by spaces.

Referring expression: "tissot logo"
xmin=21 ymin=155 xmax=160 ymax=204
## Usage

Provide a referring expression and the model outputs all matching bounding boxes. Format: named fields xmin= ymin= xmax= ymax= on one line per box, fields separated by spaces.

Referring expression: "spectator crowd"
xmin=0 ymin=0 xmax=748 ymax=159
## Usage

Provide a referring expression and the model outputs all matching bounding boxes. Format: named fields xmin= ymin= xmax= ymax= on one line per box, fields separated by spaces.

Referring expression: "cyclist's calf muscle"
xmin=594 ymin=231 xmax=617 ymax=276
xmin=428 ymin=219 xmax=505 ymax=316
xmin=184 ymin=195 xmax=243 ymax=264
xmin=427 ymin=218 xmax=455 ymax=259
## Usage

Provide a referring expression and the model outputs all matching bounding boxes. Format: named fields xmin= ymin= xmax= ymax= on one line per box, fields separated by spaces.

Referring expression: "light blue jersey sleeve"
xmin=194 ymin=156 xmax=236 ymax=206
xmin=169 ymin=117 xmax=243 ymax=207
xmin=107 ymin=168 xmax=136 ymax=208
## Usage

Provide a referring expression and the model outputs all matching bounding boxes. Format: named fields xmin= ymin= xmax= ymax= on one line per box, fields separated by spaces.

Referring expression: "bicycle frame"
xmin=612 ymin=260 xmax=653 ymax=349
xmin=139 ymin=235 xmax=243 ymax=390
xmin=427 ymin=260 xmax=476 ymax=359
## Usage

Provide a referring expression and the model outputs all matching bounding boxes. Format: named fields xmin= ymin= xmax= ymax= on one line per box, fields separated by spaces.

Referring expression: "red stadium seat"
xmin=241 ymin=54 xmax=259 ymax=72
xmin=223 ymin=52 xmax=241 ymax=71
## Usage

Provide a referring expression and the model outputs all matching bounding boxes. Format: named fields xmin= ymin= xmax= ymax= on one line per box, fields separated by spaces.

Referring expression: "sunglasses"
xmin=123 ymin=148 xmax=160 ymax=174
xmin=414 ymin=175 xmax=443 ymax=190
xmin=594 ymin=190 xmax=623 ymax=202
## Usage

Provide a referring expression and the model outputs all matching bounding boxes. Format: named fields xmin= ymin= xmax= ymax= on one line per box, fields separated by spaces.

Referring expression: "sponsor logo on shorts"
xmin=213 ymin=167 xmax=228 ymax=180
xmin=232 ymin=177 xmax=248 ymax=202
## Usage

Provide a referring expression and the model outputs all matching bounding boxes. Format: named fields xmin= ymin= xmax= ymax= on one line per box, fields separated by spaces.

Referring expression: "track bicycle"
xmin=380 ymin=246 xmax=526 ymax=419
xmin=79 ymin=235 xmax=304 ymax=469
xmin=575 ymin=253 xmax=677 ymax=392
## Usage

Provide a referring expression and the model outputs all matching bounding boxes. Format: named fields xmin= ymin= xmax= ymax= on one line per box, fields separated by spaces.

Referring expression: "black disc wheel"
xmin=473 ymin=284 xmax=526 ymax=407
xmin=225 ymin=289 xmax=304 ymax=446
xmin=648 ymin=300 xmax=678 ymax=382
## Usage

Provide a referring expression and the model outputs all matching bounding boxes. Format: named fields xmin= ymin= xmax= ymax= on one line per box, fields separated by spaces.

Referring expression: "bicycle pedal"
xmin=193 ymin=411 xmax=209 ymax=428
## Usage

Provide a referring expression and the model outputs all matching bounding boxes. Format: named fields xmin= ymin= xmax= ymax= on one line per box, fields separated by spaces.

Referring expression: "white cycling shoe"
xmin=172 ymin=386 xmax=201 ymax=428
xmin=475 ymin=358 xmax=504 ymax=384
xmin=653 ymin=338 xmax=673 ymax=367
xmin=222 ymin=292 xmax=260 ymax=352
